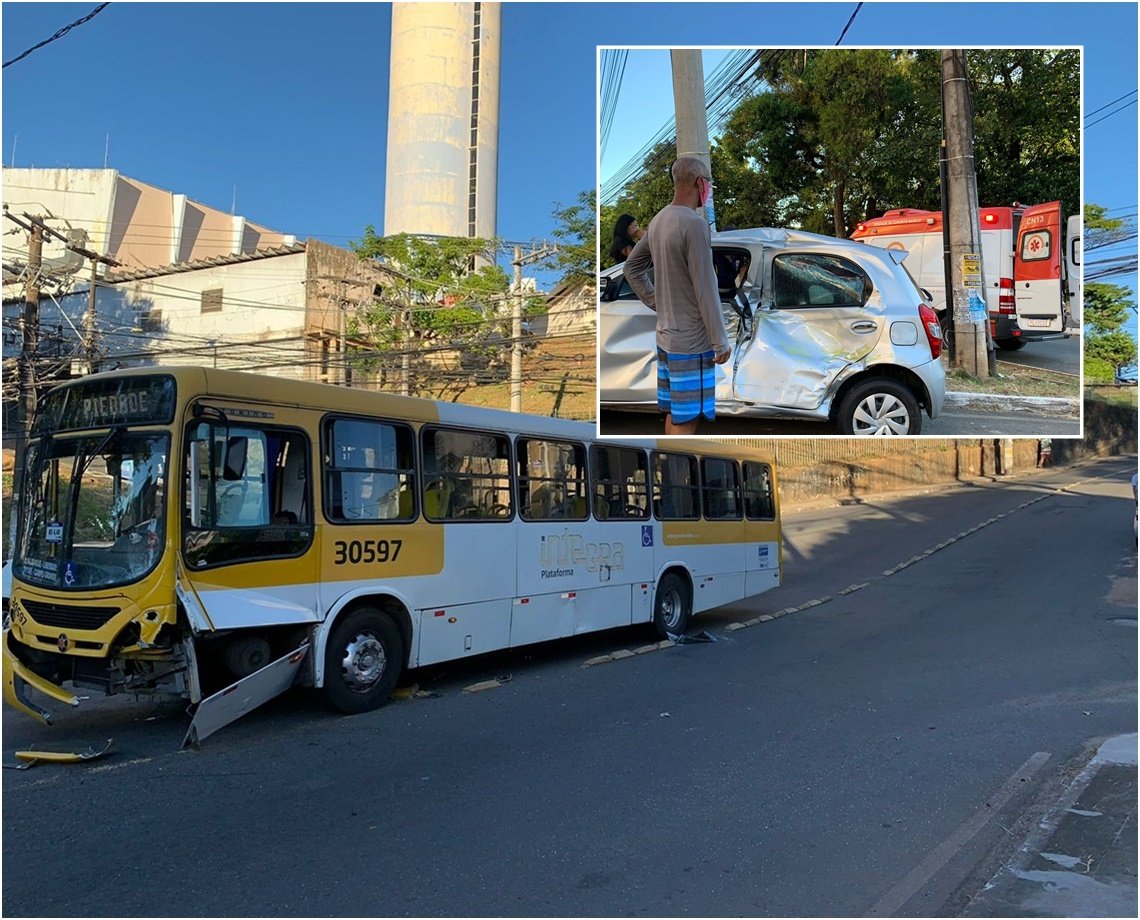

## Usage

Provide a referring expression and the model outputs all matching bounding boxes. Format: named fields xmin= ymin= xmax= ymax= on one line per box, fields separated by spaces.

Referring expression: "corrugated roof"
xmin=106 ymin=242 xmax=308 ymax=283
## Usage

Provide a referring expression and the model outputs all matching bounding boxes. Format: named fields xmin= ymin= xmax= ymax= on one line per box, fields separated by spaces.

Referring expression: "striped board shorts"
xmin=657 ymin=348 xmax=716 ymax=423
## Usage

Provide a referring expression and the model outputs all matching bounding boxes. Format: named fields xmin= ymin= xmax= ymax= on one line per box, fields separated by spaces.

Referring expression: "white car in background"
xmin=599 ymin=227 xmax=946 ymax=435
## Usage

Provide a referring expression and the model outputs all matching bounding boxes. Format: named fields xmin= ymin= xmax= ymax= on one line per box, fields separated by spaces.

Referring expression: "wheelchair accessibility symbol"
xmin=641 ymin=525 xmax=654 ymax=547
xmin=63 ymin=562 xmax=78 ymax=587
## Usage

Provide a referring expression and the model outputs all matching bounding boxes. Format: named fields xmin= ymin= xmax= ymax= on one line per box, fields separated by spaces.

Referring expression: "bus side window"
xmin=590 ymin=445 xmax=648 ymax=520
xmin=742 ymin=461 xmax=775 ymax=520
xmin=517 ymin=438 xmax=588 ymax=521
xmin=652 ymin=451 xmax=700 ymax=521
xmin=422 ymin=427 xmax=513 ymax=521
xmin=183 ymin=424 xmax=313 ymax=569
xmin=324 ymin=417 xmax=416 ymax=523
xmin=702 ymin=457 xmax=743 ymax=520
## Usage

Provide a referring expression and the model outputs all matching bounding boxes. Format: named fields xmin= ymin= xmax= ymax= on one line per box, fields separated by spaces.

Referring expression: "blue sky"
xmin=2 ymin=1 xmax=1137 ymax=306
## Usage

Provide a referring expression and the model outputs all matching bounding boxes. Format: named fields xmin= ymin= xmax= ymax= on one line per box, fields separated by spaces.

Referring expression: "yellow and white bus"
xmin=3 ymin=368 xmax=781 ymax=741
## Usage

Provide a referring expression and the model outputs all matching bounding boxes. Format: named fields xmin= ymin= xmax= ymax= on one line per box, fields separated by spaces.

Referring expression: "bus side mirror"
xmin=223 ymin=437 xmax=247 ymax=481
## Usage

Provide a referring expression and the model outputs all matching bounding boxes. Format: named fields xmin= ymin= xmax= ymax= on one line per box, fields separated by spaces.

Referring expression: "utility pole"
xmin=85 ymin=258 xmax=100 ymax=372
xmin=941 ymin=49 xmax=994 ymax=376
xmin=512 ymin=246 xmax=523 ymax=412
xmin=8 ymin=215 xmax=43 ymax=552
xmin=671 ymin=49 xmax=715 ymax=230
xmin=509 ymin=242 xmax=558 ymax=413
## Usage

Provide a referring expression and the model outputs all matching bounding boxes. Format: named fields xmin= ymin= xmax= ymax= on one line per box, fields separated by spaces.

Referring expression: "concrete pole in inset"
xmin=511 ymin=245 xmax=523 ymax=413
xmin=671 ymin=49 xmax=715 ymax=230
xmin=941 ymin=49 xmax=992 ymax=377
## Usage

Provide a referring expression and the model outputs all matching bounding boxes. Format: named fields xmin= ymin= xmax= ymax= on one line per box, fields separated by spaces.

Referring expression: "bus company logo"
xmin=540 ymin=531 xmax=625 ymax=579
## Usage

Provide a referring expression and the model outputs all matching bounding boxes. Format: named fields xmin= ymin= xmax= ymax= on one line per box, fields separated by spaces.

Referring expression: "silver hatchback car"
xmin=599 ymin=227 xmax=946 ymax=435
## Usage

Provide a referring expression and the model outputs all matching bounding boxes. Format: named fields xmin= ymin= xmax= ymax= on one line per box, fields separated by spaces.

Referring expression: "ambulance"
xmin=852 ymin=202 xmax=1080 ymax=351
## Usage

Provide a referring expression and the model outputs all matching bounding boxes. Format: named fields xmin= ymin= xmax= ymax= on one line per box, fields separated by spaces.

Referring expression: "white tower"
xmin=384 ymin=2 xmax=500 ymax=241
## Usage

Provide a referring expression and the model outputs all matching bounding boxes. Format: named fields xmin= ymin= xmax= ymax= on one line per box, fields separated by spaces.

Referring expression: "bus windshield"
xmin=14 ymin=430 xmax=169 ymax=590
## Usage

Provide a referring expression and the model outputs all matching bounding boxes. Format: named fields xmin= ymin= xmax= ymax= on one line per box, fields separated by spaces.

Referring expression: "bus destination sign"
xmin=36 ymin=375 xmax=177 ymax=433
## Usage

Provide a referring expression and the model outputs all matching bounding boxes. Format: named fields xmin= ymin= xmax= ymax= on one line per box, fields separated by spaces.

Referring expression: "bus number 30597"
xmin=333 ymin=539 xmax=403 ymax=565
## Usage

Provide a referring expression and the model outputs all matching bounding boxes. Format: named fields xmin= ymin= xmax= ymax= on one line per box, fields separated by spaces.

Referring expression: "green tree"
xmin=1083 ymin=281 xmax=1137 ymax=382
xmin=609 ymin=48 xmax=1078 ymax=238
xmin=969 ymin=49 xmax=1080 ymax=219
xmin=546 ymin=189 xmax=596 ymax=286
xmin=712 ymin=49 xmax=934 ymax=235
xmin=349 ymin=229 xmax=516 ymax=396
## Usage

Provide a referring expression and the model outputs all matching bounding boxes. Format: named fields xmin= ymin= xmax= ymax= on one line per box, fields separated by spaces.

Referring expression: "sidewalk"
xmin=962 ymin=734 xmax=1137 ymax=918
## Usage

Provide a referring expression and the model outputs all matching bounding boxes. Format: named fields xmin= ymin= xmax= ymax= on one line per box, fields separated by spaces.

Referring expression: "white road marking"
xmin=864 ymin=751 xmax=1051 ymax=917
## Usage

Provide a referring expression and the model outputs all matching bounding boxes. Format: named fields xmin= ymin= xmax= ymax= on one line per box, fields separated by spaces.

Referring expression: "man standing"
xmin=623 ymin=156 xmax=731 ymax=435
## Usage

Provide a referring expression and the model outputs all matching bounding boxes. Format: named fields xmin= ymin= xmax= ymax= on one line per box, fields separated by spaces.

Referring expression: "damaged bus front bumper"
xmin=2 ymin=630 xmax=81 ymax=724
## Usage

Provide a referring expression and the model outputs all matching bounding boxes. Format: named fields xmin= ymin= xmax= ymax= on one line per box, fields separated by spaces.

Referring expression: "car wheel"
xmin=653 ymin=572 xmax=691 ymax=639
xmin=838 ymin=379 xmax=922 ymax=436
xmin=323 ymin=609 xmax=404 ymax=714
xmin=995 ymin=338 xmax=1027 ymax=351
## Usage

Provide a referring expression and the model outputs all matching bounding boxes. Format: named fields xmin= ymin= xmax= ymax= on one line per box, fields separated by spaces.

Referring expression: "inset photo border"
xmin=596 ymin=45 xmax=1083 ymax=439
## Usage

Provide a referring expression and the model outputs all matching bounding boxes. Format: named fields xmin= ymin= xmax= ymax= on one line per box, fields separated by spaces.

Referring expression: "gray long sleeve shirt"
xmin=622 ymin=205 xmax=730 ymax=356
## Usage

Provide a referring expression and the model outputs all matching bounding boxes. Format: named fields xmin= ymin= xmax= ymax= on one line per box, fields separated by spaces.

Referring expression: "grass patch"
xmin=945 ymin=361 xmax=1079 ymax=398
xmin=1084 ymin=384 xmax=1139 ymax=407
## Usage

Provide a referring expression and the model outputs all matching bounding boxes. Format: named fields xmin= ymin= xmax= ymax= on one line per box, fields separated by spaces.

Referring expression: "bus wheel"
xmin=323 ymin=609 xmax=404 ymax=714
xmin=653 ymin=573 xmax=691 ymax=639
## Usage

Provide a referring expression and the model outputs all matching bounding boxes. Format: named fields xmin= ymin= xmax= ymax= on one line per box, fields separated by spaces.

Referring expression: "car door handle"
xmin=850 ymin=320 xmax=878 ymax=333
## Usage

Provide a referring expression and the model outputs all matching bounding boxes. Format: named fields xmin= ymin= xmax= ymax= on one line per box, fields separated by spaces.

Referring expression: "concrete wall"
xmin=721 ymin=417 xmax=1135 ymax=508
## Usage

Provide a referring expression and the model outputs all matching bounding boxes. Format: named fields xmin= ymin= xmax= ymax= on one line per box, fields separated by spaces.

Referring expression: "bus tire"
xmin=836 ymin=379 xmax=921 ymax=436
xmin=323 ymin=609 xmax=404 ymax=714
xmin=653 ymin=572 xmax=691 ymax=639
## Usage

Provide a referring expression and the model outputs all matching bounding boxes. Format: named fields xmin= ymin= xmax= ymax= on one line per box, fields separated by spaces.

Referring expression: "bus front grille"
xmin=21 ymin=601 xmax=121 ymax=631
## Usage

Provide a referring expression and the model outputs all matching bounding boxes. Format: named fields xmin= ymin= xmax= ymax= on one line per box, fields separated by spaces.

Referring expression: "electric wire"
xmin=3 ymin=3 xmax=111 ymax=69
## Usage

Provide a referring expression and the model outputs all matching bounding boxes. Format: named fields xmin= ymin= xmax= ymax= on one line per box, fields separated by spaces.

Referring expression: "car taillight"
xmin=918 ymin=303 xmax=942 ymax=359
xmin=998 ymin=276 xmax=1016 ymax=314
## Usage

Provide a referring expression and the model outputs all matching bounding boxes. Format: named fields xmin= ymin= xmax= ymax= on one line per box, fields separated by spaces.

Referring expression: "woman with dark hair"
xmin=609 ymin=214 xmax=643 ymax=263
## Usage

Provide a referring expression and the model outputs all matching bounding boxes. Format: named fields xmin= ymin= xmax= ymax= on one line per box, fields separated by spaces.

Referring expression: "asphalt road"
xmin=3 ymin=457 xmax=1136 ymax=917
xmin=998 ymin=333 xmax=1081 ymax=376
xmin=599 ymin=407 xmax=1082 ymax=437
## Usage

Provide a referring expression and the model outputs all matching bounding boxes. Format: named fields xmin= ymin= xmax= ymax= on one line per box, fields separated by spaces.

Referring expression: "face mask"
xmin=698 ymin=177 xmax=712 ymax=208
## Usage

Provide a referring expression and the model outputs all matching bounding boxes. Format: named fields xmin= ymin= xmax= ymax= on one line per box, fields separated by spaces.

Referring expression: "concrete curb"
xmin=961 ymin=734 xmax=1138 ymax=917
xmin=944 ymin=390 xmax=1079 ymax=418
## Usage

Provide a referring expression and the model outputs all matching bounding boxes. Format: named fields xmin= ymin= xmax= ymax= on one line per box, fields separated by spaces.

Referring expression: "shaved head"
xmin=671 ymin=156 xmax=708 ymax=186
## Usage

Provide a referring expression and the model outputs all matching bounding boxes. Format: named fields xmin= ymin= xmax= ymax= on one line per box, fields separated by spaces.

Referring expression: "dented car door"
xmin=731 ymin=249 xmax=885 ymax=411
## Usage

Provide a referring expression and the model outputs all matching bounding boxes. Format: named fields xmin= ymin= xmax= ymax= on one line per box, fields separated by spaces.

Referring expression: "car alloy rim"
xmin=341 ymin=633 xmax=386 ymax=691
xmin=852 ymin=394 xmax=910 ymax=435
